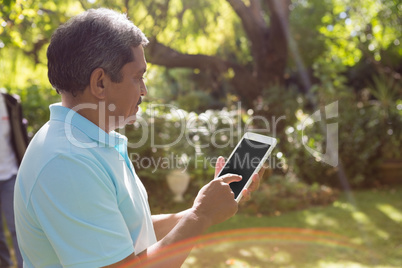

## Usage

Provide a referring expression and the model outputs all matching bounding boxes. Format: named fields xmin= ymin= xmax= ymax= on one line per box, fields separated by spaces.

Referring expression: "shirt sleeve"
xmin=30 ymin=153 xmax=135 ymax=268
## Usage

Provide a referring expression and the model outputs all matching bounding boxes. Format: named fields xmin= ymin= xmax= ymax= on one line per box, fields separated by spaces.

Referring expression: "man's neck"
xmin=61 ymin=92 xmax=111 ymax=133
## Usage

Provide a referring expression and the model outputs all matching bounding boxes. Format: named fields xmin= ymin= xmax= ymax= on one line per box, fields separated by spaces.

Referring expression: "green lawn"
xmin=181 ymin=187 xmax=402 ymax=268
xmin=7 ymin=187 xmax=401 ymax=267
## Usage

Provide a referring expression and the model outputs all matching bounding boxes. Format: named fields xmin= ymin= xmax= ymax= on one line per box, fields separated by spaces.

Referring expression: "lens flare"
xmin=122 ymin=227 xmax=367 ymax=267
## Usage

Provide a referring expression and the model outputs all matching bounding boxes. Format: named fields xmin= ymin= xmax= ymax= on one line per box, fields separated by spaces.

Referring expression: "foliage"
xmin=122 ymin=103 xmax=250 ymax=212
xmin=367 ymin=74 xmax=402 ymax=160
xmin=280 ymin=67 xmax=401 ymax=188
xmin=245 ymin=174 xmax=339 ymax=216
xmin=288 ymin=0 xmax=331 ymax=68
xmin=315 ymin=0 xmax=401 ymax=66
xmin=145 ymin=67 xmax=220 ymax=113
xmin=3 ymin=0 xmax=398 ymax=110
xmin=1 ymin=0 xmax=400 ymax=106
xmin=0 ymin=0 xmax=77 ymax=64
xmin=17 ymin=84 xmax=59 ymax=136
xmin=123 ymin=100 xmax=341 ymax=215
xmin=286 ymin=98 xmax=383 ymax=187
xmin=1 ymin=0 xmax=401 ymax=191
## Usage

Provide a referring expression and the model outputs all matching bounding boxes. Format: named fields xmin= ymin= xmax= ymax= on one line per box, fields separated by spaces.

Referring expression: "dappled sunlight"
xmin=303 ymin=211 xmax=340 ymax=228
xmin=333 ymin=200 xmax=390 ymax=242
xmin=316 ymin=260 xmax=397 ymax=268
xmin=333 ymin=200 xmax=355 ymax=211
xmin=376 ymin=204 xmax=402 ymax=224
xmin=352 ymin=211 xmax=390 ymax=240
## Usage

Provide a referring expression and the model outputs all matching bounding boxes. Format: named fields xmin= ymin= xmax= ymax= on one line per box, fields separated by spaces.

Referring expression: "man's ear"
xmin=89 ymin=68 xmax=108 ymax=99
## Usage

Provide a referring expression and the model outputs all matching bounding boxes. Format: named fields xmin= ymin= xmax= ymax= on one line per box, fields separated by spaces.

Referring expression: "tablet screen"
xmin=219 ymin=138 xmax=271 ymax=199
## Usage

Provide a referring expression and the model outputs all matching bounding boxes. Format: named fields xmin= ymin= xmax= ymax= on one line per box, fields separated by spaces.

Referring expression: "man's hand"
xmin=190 ymin=157 xmax=242 ymax=229
xmin=214 ymin=156 xmax=267 ymax=203
xmin=141 ymin=157 xmax=269 ymax=267
xmin=240 ymin=164 xmax=267 ymax=202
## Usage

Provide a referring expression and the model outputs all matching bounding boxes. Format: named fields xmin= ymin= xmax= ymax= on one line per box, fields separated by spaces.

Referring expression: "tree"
xmin=0 ymin=0 xmax=291 ymax=108
xmin=1 ymin=0 xmax=400 ymax=108
xmin=144 ymin=0 xmax=291 ymax=107
xmin=1 ymin=0 xmax=401 ymax=188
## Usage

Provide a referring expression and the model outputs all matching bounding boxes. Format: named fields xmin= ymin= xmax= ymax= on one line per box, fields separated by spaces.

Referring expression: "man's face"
xmin=105 ymin=46 xmax=147 ymax=131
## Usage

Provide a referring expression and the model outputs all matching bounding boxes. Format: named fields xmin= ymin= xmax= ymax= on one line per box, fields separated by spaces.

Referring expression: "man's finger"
xmin=219 ymin=174 xmax=242 ymax=184
xmin=258 ymin=164 xmax=267 ymax=178
xmin=214 ymin=156 xmax=226 ymax=178
xmin=240 ymin=189 xmax=251 ymax=203
xmin=247 ymin=173 xmax=260 ymax=192
xmin=239 ymin=173 xmax=261 ymax=204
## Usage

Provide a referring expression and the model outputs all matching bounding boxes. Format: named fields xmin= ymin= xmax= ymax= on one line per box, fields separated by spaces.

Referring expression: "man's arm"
xmin=106 ymin=173 xmax=241 ymax=268
xmin=150 ymin=171 xmax=263 ymax=241
xmin=151 ymin=157 xmax=267 ymax=241
xmin=152 ymin=210 xmax=190 ymax=241
xmin=138 ymin=174 xmax=240 ymax=267
xmin=107 ymin=157 xmax=266 ymax=267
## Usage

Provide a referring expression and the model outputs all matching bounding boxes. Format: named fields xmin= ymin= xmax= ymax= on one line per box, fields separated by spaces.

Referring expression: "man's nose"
xmin=141 ymin=80 xmax=147 ymax=96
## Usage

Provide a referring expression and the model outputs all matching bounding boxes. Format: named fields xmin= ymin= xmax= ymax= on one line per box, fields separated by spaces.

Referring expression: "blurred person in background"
xmin=0 ymin=89 xmax=28 ymax=268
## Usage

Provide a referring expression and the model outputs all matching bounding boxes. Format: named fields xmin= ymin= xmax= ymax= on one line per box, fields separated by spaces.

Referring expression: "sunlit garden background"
xmin=1 ymin=0 xmax=401 ymax=267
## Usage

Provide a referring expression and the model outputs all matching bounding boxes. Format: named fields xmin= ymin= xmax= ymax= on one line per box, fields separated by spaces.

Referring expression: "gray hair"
xmin=47 ymin=8 xmax=149 ymax=95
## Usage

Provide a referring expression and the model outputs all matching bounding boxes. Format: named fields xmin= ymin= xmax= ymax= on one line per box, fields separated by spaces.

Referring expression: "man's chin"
xmin=126 ymin=114 xmax=137 ymax=125
xmin=128 ymin=117 xmax=136 ymax=124
xmin=115 ymin=115 xmax=136 ymax=129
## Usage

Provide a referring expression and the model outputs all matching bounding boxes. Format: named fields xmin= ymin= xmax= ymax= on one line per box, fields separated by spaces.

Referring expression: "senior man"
xmin=14 ymin=8 xmax=263 ymax=267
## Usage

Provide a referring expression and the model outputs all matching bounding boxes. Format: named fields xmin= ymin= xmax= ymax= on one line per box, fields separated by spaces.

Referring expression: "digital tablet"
xmin=216 ymin=132 xmax=277 ymax=202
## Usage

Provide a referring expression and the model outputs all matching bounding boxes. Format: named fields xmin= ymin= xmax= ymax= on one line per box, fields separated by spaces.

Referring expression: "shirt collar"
xmin=49 ymin=103 xmax=127 ymax=148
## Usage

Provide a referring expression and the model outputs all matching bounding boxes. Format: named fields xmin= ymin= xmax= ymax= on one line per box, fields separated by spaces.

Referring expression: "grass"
xmin=182 ymin=186 xmax=402 ymax=268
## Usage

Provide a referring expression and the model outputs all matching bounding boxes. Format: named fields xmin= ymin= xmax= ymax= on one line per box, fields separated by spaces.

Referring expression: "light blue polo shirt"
xmin=14 ymin=103 xmax=156 ymax=268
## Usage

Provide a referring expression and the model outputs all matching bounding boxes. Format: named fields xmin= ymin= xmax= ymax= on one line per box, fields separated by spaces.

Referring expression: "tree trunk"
xmin=146 ymin=0 xmax=290 ymax=108
xmin=260 ymin=0 xmax=290 ymax=87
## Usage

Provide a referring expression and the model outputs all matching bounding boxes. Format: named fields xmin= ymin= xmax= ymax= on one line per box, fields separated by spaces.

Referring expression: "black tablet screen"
xmin=219 ymin=138 xmax=271 ymax=199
